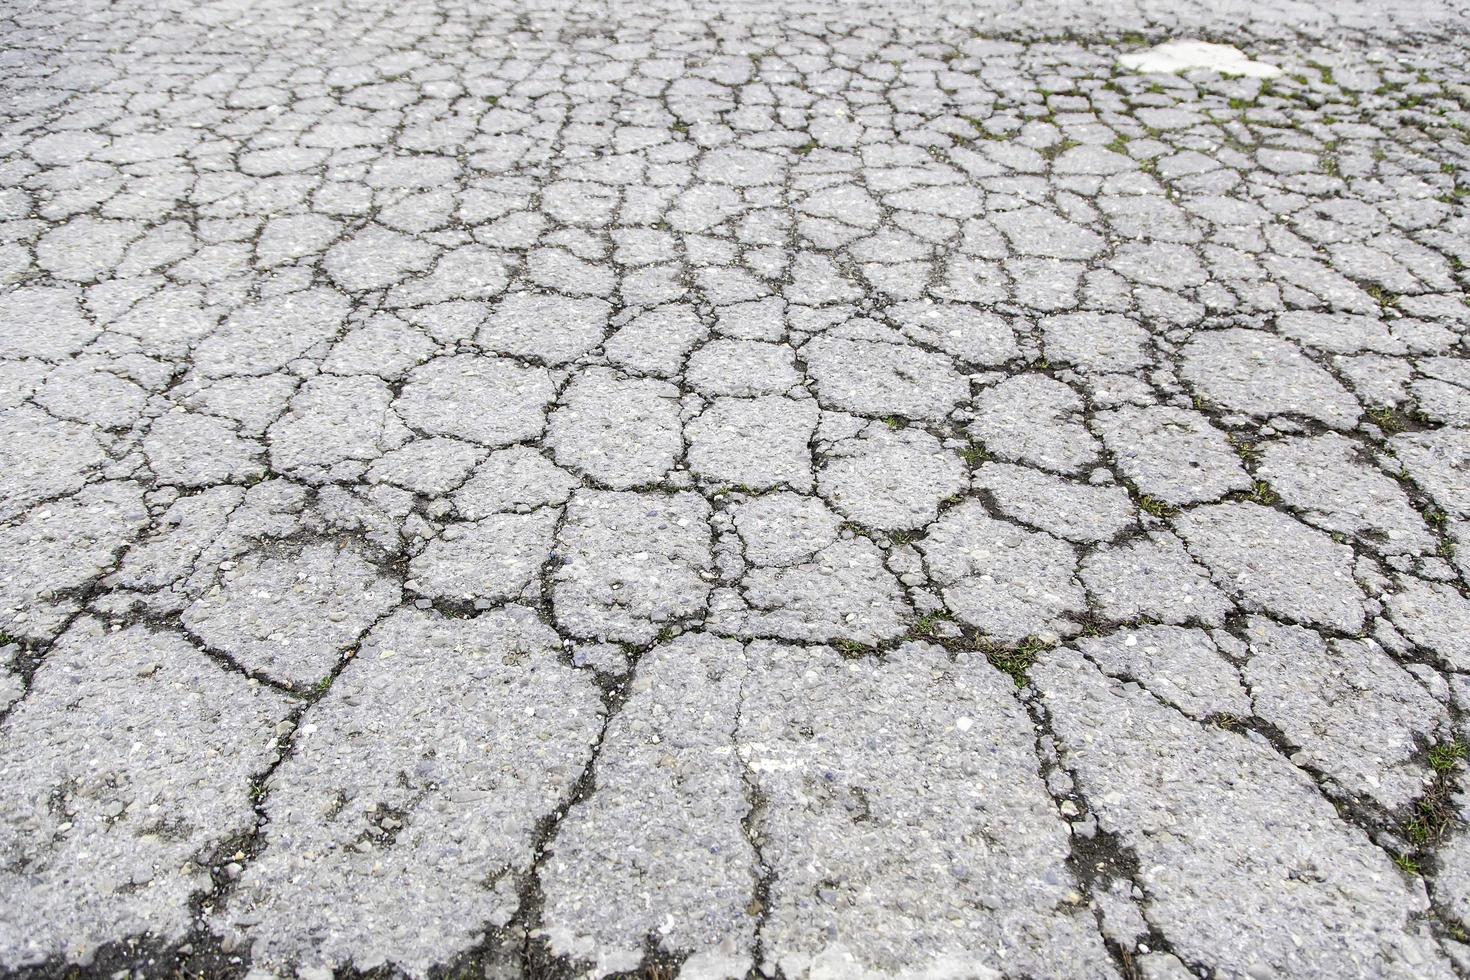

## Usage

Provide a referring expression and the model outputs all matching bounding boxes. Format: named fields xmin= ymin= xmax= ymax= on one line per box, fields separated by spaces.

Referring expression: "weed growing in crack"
xmin=1428 ymin=739 xmax=1466 ymax=775
xmin=1404 ymin=738 xmax=1466 ymax=851
xmin=1423 ymin=508 xmax=1458 ymax=558
xmin=958 ymin=443 xmax=990 ymax=467
xmin=910 ymin=612 xmax=952 ymax=640
xmin=985 ymin=636 xmax=1051 ymax=687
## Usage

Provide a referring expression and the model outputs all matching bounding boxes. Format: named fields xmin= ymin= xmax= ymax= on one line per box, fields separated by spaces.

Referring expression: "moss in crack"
xmin=1039 ymin=139 xmax=1079 ymax=162
xmin=832 ymin=638 xmax=877 ymax=658
xmin=1364 ymin=284 xmax=1400 ymax=313
xmin=1417 ymin=507 xmax=1461 ymax=559
xmin=1138 ymin=495 xmax=1177 ymax=519
xmin=1245 ymin=479 xmax=1279 ymax=506
xmin=1228 ymin=433 xmax=1262 ymax=465
xmin=1369 ymin=405 xmax=1405 ymax=434
xmin=1367 ymin=404 xmax=1433 ymax=435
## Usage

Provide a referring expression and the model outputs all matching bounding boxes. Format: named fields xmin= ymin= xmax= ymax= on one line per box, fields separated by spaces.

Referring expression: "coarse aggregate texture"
xmin=2 ymin=0 xmax=1470 ymax=975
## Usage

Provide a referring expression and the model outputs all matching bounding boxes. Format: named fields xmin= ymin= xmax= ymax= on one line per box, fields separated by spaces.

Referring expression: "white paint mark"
xmin=1119 ymin=40 xmax=1283 ymax=78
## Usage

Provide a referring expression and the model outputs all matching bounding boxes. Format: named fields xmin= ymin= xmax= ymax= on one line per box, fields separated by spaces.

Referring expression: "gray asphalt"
xmin=2 ymin=0 xmax=1470 ymax=976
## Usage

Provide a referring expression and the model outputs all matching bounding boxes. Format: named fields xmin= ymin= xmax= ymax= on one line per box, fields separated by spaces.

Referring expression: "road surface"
xmin=2 ymin=0 xmax=1470 ymax=976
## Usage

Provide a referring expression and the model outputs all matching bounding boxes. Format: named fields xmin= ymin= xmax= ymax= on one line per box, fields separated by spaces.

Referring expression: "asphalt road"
xmin=2 ymin=0 xmax=1470 ymax=976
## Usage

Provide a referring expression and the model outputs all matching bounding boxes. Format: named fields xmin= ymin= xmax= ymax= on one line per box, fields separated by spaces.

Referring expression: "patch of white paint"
xmin=1118 ymin=40 xmax=1283 ymax=78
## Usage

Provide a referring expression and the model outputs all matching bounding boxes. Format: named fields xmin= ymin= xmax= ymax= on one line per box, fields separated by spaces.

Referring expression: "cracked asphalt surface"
xmin=3 ymin=0 xmax=1470 ymax=976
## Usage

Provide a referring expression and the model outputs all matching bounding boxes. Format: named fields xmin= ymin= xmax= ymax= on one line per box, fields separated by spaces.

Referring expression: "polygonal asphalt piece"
xmin=1257 ymin=433 xmax=1434 ymax=554
xmin=547 ymin=369 xmax=684 ymax=489
xmin=551 ymin=490 xmax=712 ymax=644
xmin=974 ymin=462 xmax=1135 ymax=543
xmin=919 ymin=500 xmax=1085 ymax=643
xmin=0 ymin=406 xmax=109 ymax=522
xmin=539 ymin=634 xmax=755 ymax=976
xmin=1182 ymin=328 xmax=1361 ymax=429
xmin=1094 ymin=405 xmax=1250 ymax=507
xmin=1035 ymin=652 xmax=1454 ymax=980
xmin=686 ymin=395 xmax=818 ymax=491
xmin=802 ymin=336 xmax=968 ymax=421
xmin=970 ymin=375 xmax=1101 ymax=475
xmin=0 ymin=482 xmax=149 ymax=641
xmin=709 ymin=537 xmax=909 ymax=645
xmin=816 ymin=421 xmax=966 ymax=531
xmin=1077 ymin=625 xmax=1249 ymax=720
xmin=1243 ymin=618 xmax=1446 ymax=809
xmin=182 ymin=542 xmax=401 ymax=688
xmin=1174 ymin=502 xmax=1366 ymax=633
xmin=742 ymin=641 xmax=1112 ymax=978
xmin=394 ymin=354 xmax=554 ymax=447
xmin=1079 ymin=532 xmax=1232 ymax=626
xmin=408 ymin=512 xmax=558 ymax=604
xmin=0 ymin=620 xmax=292 ymax=967
xmin=476 ymin=293 xmax=609 ymax=365
xmin=213 ymin=608 xmax=603 ymax=977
